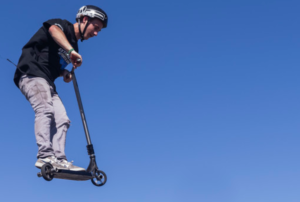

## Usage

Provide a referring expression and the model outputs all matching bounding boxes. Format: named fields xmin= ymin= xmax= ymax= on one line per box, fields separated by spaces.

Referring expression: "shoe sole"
xmin=36 ymin=161 xmax=85 ymax=171
xmin=35 ymin=162 xmax=44 ymax=169
xmin=57 ymin=167 xmax=86 ymax=172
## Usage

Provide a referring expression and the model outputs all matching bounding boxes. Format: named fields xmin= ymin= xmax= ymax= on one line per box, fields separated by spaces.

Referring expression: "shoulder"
xmin=43 ymin=19 xmax=72 ymax=32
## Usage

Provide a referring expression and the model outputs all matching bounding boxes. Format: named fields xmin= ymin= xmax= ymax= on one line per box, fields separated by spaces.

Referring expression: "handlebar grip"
xmin=66 ymin=72 xmax=72 ymax=79
xmin=68 ymin=58 xmax=81 ymax=75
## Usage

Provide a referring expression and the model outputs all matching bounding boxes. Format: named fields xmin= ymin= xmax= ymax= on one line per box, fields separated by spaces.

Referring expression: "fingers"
xmin=70 ymin=51 xmax=82 ymax=68
xmin=73 ymin=57 xmax=82 ymax=68
xmin=64 ymin=73 xmax=72 ymax=83
xmin=61 ymin=69 xmax=72 ymax=83
xmin=66 ymin=72 xmax=72 ymax=79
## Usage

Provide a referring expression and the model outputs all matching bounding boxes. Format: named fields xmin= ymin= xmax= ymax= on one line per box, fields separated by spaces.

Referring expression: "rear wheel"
xmin=41 ymin=163 xmax=54 ymax=181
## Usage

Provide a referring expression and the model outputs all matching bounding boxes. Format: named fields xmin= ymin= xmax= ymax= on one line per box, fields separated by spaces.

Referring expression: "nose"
xmin=94 ymin=31 xmax=98 ymax=36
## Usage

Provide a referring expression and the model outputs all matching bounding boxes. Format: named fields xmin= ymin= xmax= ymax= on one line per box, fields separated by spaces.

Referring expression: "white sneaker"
xmin=35 ymin=156 xmax=62 ymax=169
xmin=58 ymin=159 xmax=86 ymax=171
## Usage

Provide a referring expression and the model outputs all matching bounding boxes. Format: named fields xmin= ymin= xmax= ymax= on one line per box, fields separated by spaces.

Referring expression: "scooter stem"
xmin=72 ymin=70 xmax=99 ymax=172
xmin=72 ymin=71 xmax=92 ymax=146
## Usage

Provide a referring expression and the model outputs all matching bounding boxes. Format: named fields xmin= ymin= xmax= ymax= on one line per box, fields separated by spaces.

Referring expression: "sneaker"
xmin=35 ymin=156 xmax=62 ymax=169
xmin=58 ymin=159 xmax=86 ymax=171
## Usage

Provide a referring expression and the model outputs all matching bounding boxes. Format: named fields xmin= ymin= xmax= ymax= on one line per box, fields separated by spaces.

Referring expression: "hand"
xmin=62 ymin=69 xmax=72 ymax=83
xmin=70 ymin=51 xmax=82 ymax=69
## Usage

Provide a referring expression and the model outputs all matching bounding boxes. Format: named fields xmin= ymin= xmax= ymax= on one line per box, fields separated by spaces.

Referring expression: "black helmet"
xmin=76 ymin=5 xmax=108 ymax=28
xmin=76 ymin=5 xmax=108 ymax=41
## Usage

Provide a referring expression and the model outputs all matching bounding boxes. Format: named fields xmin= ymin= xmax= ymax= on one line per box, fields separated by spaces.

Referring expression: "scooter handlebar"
xmin=66 ymin=58 xmax=82 ymax=79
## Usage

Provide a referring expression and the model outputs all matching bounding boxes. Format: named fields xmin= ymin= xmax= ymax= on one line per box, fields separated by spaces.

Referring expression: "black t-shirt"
xmin=13 ymin=19 xmax=78 ymax=92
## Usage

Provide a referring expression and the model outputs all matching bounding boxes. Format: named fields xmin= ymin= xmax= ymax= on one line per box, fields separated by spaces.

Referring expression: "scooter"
xmin=37 ymin=61 xmax=107 ymax=187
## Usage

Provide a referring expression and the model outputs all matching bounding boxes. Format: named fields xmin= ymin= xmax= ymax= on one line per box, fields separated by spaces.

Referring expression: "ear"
xmin=82 ymin=16 xmax=89 ymax=23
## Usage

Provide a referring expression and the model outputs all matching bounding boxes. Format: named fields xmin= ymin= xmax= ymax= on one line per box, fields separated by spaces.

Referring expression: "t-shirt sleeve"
xmin=43 ymin=19 xmax=68 ymax=34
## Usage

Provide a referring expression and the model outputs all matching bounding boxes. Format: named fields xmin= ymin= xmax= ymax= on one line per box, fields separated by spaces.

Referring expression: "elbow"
xmin=48 ymin=25 xmax=57 ymax=35
xmin=48 ymin=25 xmax=63 ymax=36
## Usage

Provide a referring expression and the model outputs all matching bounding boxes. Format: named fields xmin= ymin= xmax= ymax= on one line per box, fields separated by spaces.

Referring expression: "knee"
xmin=63 ymin=118 xmax=71 ymax=129
xmin=35 ymin=104 xmax=54 ymax=119
xmin=57 ymin=116 xmax=71 ymax=129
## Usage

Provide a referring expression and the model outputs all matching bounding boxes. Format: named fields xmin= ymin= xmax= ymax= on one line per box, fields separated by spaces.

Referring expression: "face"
xmin=82 ymin=17 xmax=104 ymax=40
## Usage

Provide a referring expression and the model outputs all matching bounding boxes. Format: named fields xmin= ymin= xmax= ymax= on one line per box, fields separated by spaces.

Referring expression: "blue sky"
xmin=1 ymin=0 xmax=300 ymax=201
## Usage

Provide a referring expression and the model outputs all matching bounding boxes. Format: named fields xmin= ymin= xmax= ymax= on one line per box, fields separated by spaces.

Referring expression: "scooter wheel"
xmin=91 ymin=170 xmax=107 ymax=186
xmin=41 ymin=163 xmax=54 ymax=181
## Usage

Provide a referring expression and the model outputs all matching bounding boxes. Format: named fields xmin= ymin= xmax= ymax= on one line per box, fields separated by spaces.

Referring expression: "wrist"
xmin=67 ymin=48 xmax=74 ymax=55
xmin=60 ymin=69 xmax=68 ymax=76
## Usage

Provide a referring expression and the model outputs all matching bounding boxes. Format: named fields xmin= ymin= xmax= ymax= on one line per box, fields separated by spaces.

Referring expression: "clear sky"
xmin=1 ymin=0 xmax=300 ymax=201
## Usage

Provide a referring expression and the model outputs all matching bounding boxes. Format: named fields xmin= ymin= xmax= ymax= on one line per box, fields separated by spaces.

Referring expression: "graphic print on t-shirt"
xmin=58 ymin=48 xmax=71 ymax=70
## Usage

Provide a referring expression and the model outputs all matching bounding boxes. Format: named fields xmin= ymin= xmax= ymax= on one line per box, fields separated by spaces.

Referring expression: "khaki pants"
xmin=19 ymin=75 xmax=70 ymax=160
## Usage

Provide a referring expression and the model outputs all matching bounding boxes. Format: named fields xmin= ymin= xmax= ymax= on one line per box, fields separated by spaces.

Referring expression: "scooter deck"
xmin=52 ymin=170 xmax=92 ymax=181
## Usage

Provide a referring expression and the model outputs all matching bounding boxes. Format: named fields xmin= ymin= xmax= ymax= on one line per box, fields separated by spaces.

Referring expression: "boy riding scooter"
xmin=13 ymin=5 xmax=108 ymax=172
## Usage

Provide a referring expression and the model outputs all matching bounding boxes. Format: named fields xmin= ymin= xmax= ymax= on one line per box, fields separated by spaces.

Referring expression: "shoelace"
xmin=48 ymin=156 xmax=58 ymax=164
xmin=60 ymin=160 xmax=74 ymax=168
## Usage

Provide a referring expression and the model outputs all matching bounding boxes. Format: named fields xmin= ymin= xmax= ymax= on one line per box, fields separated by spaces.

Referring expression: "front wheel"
xmin=91 ymin=170 xmax=107 ymax=186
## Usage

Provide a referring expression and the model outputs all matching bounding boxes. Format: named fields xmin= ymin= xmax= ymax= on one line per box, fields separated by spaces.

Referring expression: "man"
xmin=13 ymin=5 xmax=108 ymax=171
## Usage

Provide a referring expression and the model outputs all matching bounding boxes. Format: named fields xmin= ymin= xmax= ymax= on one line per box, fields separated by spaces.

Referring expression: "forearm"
xmin=49 ymin=25 xmax=73 ymax=52
xmin=59 ymin=69 xmax=69 ymax=77
xmin=48 ymin=25 xmax=82 ymax=69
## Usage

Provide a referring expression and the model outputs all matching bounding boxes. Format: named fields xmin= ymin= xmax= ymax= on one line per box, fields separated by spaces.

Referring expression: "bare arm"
xmin=48 ymin=25 xmax=82 ymax=68
xmin=49 ymin=25 xmax=73 ymax=52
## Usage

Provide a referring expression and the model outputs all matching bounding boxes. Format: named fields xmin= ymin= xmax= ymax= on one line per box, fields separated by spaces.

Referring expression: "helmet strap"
xmin=78 ymin=17 xmax=91 ymax=42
